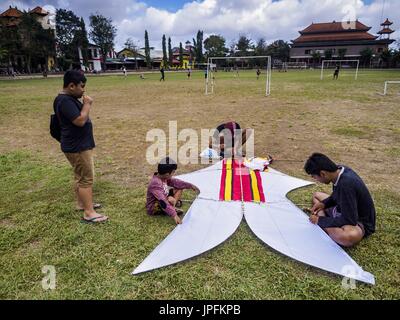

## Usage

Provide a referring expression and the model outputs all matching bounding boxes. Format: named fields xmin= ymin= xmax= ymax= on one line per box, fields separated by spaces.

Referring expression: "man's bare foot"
xmin=76 ymin=203 xmax=102 ymax=211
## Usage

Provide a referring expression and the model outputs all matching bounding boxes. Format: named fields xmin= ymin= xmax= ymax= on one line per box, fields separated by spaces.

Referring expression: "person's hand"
xmin=311 ymin=201 xmax=325 ymax=215
xmin=192 ymin=185 xmax=200 ymax=194
xmin=309 ymin=214 xmax=319 ymax=225
xmin=173 ymin=214 xmax=182 ymax=225
xmin=83 ymin=95 xmax=93 ymax=105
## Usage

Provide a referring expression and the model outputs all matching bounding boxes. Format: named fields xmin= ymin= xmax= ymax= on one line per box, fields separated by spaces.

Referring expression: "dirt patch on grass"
xmin=0 ymin=71 xmax=399 ymax=192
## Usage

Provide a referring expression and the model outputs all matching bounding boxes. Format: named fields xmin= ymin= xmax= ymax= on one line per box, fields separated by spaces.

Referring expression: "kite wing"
xmin=133 ymin=199 xmax=242 ymax=275
xmin=244 ymin=168 xmax=375 ymax=284
xmin=244 ymin=201 xmax=375 ymax=285
xmin=132 ymin=161 xmax=242 ymax=275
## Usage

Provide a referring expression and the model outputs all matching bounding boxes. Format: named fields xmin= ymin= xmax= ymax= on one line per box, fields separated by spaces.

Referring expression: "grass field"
xmin=0 ymin=69 xmax=399 ymax=299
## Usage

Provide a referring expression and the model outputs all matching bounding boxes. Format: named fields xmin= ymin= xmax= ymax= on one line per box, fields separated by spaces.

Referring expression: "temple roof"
xmin=293 ymin=31 xmax=377 ymax=43
xmin=378 ymin=28 xmax=394 ymax=34
xmin=299 ymin=21 xmax=371 ymax=34
xmin=381 ymin=18 xmax=393 ymax=26
xmin=29 ymin=6 xmax=48 ymax=16
xmin=0 ymin=6 xmax=23 ymax=18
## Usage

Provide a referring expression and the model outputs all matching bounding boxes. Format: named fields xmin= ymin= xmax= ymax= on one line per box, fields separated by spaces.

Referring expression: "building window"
xmin=93 ymin=49 xmax=98 ymax=58
xmin=377 ymin=48 xmax=384 ymax=53
xmin=305 ymin=49 xmax=311 ymax=54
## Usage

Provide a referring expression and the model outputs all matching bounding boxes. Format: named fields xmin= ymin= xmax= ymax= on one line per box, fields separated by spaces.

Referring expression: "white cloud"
xmin=1 ymin=0 xmax=399 ymax=50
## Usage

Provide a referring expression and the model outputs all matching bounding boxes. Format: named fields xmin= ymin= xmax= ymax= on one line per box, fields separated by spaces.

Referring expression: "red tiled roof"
xmin=300 ymin=21 xmax=371 ymax=34
xmin=0 ymin=7 xmax=23 ymax=18
xmin=381 ymin=18 xmax=393 ymax=26
xmin=29 ymin=6 xmax=48 ymax=16
xmin=293 ymin=31 xmax=378 ymax=43
xmin=378 ymin=28 xmax=394 ymax=34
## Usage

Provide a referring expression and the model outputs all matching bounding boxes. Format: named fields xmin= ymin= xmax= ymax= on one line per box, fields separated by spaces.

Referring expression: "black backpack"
xmin=50 ymin=104 xmax=61 ymax=142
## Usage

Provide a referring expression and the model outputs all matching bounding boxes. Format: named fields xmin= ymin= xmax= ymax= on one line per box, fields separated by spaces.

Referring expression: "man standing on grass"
xmin=304 ymin=153 xmax=375 ymax=247
xmin=160 ymin=66 xmax=165 ymax=81
xmin=53 ymin=70 xmax=108 ymax=223
xmin=333 ymin=65 xmax=340 ymax=80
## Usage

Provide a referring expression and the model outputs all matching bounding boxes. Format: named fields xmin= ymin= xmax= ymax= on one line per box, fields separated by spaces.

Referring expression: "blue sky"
xmin=144 ymin=0 xmax=192 ymax=11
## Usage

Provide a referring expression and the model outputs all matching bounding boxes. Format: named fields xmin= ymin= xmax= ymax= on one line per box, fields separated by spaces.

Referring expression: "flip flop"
xmin=81 ymin=215 xmax=108 ymax=224
xmin=76 ymin=203 xmax=102 ymax=211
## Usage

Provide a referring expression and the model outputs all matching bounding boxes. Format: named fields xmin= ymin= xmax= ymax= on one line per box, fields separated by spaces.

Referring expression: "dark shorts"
xmin=152 ymin=189 xmax=175 ymax=215
xmin=325 ymin=206 xmax=365 ymax=236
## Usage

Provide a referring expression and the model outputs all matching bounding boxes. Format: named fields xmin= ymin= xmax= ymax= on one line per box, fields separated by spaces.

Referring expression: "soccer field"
xmin=0 ymin=69 xmax=399 ymax=299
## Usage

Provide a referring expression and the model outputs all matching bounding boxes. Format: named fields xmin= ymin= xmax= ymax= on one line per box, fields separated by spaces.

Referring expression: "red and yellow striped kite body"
xmin=219 ymin=159 xmax=266 ymax=203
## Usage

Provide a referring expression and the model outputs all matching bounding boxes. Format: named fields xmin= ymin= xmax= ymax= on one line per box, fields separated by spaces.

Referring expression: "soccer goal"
xmin=283 ymin=62 xmax=308 ymax=70
xmin=205 ymin=56 xmax=272 ymax=96
xmin=382 ymin=81 xmax=400 ymax=95
xmin=320 ymin=60 xmax=360 ymax=80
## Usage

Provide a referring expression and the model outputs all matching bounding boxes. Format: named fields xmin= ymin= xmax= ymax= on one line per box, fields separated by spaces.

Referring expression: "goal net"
xmin=321 ymin=60 xmax=360 ymax=80
xmin=205 ymin=56 xmax=272 ymax=96
xmin=382 ymin=81 xmax=400 ymax=95
xmin=283 ymin=62 xmax=307 ymax=70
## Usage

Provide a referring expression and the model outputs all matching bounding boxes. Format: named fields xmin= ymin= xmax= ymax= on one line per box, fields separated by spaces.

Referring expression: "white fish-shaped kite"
xmin=133 ymin=159 xmax=375 ymax=285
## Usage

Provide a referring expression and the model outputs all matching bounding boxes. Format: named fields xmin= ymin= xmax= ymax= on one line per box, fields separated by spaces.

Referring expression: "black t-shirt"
xmin=320 ymin=166 xmax=376 ymax=237
xmin=53 ymin=94 xmax=95 ymax=153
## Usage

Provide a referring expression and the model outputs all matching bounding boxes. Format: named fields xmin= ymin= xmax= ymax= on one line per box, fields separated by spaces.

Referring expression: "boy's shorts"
xmin=64 ymin=149 xmax=94 ymax=188
xmin=325 ymin=206 xmax=365 ymax=236
xmin=152 ymin=189 xmax=175 ymax=215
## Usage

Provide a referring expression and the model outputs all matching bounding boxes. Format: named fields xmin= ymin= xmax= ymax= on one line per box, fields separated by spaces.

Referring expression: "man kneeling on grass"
xmin=146 ymin=157 xmax=199 ymax=225
xmin=304 ymin=153 xmax=376 ymax=247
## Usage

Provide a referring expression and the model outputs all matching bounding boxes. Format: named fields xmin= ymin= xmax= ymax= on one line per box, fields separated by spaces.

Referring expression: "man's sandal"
xmin=81 ymin=215 xmax=108 ymax=223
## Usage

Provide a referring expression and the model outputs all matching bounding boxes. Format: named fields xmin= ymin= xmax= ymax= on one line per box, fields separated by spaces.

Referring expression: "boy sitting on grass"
xmin=304 ymin=153 xmax=376 ymax=247
xmin=146 ymin=157 xmax=199 ymax=224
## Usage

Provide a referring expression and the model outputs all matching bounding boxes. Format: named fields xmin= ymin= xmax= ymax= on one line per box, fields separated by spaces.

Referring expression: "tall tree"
xmin=55 ymin=9 xmax=81 ymax=61
xmin=338 ymin=48 xmax=347 ymax=60
xmin=89 ymin=13 xmax=117 ymax=70
xmin=144 ymin=30 xmax=151 ymax=68
xmin=179 ymin=42 xmax=184 ymax=67
xmin=324 ymin=49 xmax=333 ymax=60
xmin=0 ymin=21 xmax=20 ymax=67
xmin=266 ymin=40 xmax=291 ymax=61
xmin=380 ymin=49 xmax=393 ymax=68
xmin=19 ymin=12 xmax=55 ymax=73
xmin=360 ymin=48 xmax=373 ymax=67
xmin=124 ymin=37 xmax=139 ymax=69
xmin=168 ymin=37 xmax=173 ymax=66
xmin=73 ymin=17 xmax=90 ymax=68
xmin=162 ymin=34 xmax=168 ymax=67
xmin=254 ymin=38 xmax=268 ymax=56
xmin=312 ymin=51 xmax=321 ymax=67
xmin=195 ymin=30 xmax=204 ymax=63
xmin=204 ymin=35 xmax=228 ymax=57
xmin=236 ymin=35 xmax=252 ymax=56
